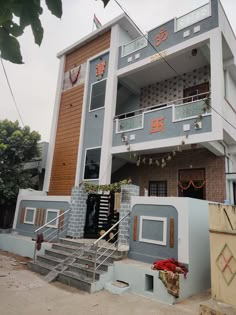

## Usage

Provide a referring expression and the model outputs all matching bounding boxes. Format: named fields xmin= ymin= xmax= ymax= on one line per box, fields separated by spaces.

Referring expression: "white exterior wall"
xmin=43 ymin=56 xmax=65 ymax=192
xmin=99 ymin=24 xmax=121 ymax=184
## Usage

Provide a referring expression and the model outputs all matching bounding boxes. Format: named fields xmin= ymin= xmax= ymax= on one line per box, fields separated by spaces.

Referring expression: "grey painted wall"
xmin=15 ymin=200 xmax=70 ymax=237
xmin=129 ymin=204 xmax=178 ymax=264
xmin=118 ymin=0 xmax=219 ymax=68
xmin=113 ymin=106 xmax=212 ymax=147
xmin=79 ymin=52 xmax=110 ymax=184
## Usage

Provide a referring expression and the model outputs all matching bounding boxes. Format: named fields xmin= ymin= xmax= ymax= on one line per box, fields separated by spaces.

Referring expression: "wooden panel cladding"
xmin=48 ymin=85 xmax=83 ymax=196
xmin=169 ymin=218 xmax=174 ymax=248
xmin=20 ymin=207 xmax=26 ymax=224
xmin=133 ymin=216 xmax=138 ymax=241
xmin=65 ymin=31 xmax=111 ymax=72
xmin=35 ymin=208 xmax=46 ymax=226
xmin=48 ymin=31 xmax=111 ymax=196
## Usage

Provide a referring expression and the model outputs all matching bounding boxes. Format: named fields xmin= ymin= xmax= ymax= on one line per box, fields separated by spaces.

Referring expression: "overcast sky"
xmin=1 ymin=0 xmax=236 ymax=142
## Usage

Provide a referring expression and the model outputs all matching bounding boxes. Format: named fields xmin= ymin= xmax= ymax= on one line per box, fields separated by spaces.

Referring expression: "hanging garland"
xmin=178 ymin=180 xmax=205 ymax=190
xmin=69 ymin=65 xmax=81 ymax=85
xmin=82 ymin=179 xmax=131 ymax=193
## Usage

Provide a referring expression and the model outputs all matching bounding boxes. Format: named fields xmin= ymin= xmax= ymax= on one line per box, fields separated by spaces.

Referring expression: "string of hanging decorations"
xmin=178 ymin=180 xmax=205 ymax=190
xmin=124 ymin=137 xmax=186 ymax=168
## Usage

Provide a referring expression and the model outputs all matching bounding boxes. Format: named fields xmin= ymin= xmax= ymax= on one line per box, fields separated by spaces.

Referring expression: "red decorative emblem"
xmin=96 ymin=61 xmax=106 ymax=80
xmin=154 ymin=28 xmax=168 ymax=47
xmin=150 ymin=117 xmax=165 ymax=134
xmin=69 ymin=65 xmax=81 ymax=85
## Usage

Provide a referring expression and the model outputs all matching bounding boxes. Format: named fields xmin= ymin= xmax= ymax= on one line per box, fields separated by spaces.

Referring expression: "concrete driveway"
xmin=0 ymin=251 xmax=210 ymax=315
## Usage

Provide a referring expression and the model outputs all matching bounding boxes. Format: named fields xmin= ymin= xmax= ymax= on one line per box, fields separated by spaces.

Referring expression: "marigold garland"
xmin=178 ymin=180 xmax=205 ymax=190
xmin=82 ymin=179 xmax=131 ymax=193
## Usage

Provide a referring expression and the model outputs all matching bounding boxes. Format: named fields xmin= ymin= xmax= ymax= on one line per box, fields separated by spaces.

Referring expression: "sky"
xmin=1 ymin=0 xmax=236 ymax=142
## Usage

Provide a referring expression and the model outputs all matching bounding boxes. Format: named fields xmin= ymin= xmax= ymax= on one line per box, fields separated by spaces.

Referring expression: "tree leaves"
xmin=0 ymin=119 xmax=41 ymax=205
xmin=101 ymin=0 xmax=110 ymax=7
xmin=0 ymin=0 xmax=62 ymax=64
xmin=0 ymin=28 xmax=23 ymax=64
xmin=45 ymin=0 xmax=62 ymax=18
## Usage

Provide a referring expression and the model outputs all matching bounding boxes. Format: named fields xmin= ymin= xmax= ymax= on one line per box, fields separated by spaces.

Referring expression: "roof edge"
xmin=57 ymin=13 xmax=141 ymax=58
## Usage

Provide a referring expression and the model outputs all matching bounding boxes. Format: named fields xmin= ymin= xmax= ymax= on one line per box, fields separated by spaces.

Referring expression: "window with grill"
xmin=149 ymin=181 xmax=167 ymax=197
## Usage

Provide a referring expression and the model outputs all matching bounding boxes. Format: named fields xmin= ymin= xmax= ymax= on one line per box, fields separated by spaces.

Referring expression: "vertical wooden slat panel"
xmin=170 ymin=218 xmax=174 ymax=248
xmin=133 ymin=216 xmax=138 ymax=241
xmin=35 ymin=208 xmax=40 ymax=226
xmin=40 ymin=209 xmax=46 ymax=226
xmin=20 ymin=207 xmax=26 ymax=224
xmin=59 ymin=209 xmax=64 ymax=230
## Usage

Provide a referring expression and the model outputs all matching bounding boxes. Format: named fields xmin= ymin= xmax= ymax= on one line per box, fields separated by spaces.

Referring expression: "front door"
xmin=84 ymin=193 xmax=119 ymax=239
xmin=178 ymin=168 xmax=206 ymax=200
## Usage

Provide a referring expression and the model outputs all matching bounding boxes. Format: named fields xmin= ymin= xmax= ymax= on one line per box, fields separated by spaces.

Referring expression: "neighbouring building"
xmin=13 ymin=0 xmax=236 ymax=237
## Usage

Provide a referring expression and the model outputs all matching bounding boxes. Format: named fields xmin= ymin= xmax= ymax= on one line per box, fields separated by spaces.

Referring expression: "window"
xmin=149 ymin=181 xmax=167 ymax=197
xmin=84 ymin=148 xmax=101 ymax=180
xmin=24 ymin=207 xmax=36 ymax=224
xmin=45 ymin=209 xmax=60 ymax=228
xmin=90 ymin=79 xmax=106 ymax=111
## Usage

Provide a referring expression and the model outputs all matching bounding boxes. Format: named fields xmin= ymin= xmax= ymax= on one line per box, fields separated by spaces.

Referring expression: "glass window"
xmin=46 ymin=209 xmax=59 ymax=228
xmin=84 ymin=148 xmax=101 ymax=180
xmin=149 ymin=181 xmax=167 ymax=197
xmin=24 ymin=208 xmax=36 ymax=224
xmin=90 ymin=79 xmax=106 ymax=111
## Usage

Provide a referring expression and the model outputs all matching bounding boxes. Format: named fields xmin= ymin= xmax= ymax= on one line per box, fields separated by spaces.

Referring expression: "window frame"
xmin=148 ymin=181 xmax=167 ymax=197
xmin=83 ymin=146 xmax=101 ymax=181
xmin=89 ymin=78 xmax=107 ymax=112
xmin=45 ymin=209 xmax=60 ymax=228
xmin=24 ymin=207 xmax=36 ymax=224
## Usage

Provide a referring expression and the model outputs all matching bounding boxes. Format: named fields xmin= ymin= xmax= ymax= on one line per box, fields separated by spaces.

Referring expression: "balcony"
xmin=115 ymin=92 xmax=211 ymax=133
xmin=113 ymin=92 xmax=211 ymax=148
xmin=121 ymin=35 xmax=148 ymax=57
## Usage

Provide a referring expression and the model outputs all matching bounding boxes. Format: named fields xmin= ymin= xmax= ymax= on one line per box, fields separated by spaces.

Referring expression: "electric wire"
xmin=1 ymin=58 xmax=25 ymax=127
xmin=114 ymin=0 xmax=236 ymax=132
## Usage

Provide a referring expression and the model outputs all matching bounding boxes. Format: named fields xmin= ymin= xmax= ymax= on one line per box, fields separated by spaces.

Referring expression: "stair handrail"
xmin=33 ymin=208 xmax=71 ymax=261
xmin=92 ymin=211 xmax=130 ymax=282
xmin=93 ymin=211 xmax=130 ymax=246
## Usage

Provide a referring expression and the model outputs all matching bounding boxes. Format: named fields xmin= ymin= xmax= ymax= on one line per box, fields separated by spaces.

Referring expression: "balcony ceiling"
xmin=120 ymin=44 xmax=210 ymax=89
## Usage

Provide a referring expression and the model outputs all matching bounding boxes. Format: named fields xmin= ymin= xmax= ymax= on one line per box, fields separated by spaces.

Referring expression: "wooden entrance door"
xmin=178 ymin=168 xmax=206 ymax=200
xmin=183 ymin=82 xmax=209 ymax=102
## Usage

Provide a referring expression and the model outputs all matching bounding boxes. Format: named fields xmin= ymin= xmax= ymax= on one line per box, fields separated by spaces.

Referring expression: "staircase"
xmin=29 ymin=238 xmax=127 ymax=292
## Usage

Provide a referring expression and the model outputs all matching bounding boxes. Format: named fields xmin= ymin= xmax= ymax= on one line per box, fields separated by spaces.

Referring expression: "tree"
xmin=0 ymin=0 xmax=62 ymax=64
xmin=0 ymin=0 xmax=110 ymax=65
xmin=0 ymin=120 xmax=41 ymax=209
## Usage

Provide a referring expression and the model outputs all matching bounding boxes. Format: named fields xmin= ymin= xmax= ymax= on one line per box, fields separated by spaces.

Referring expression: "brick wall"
xmin=112 ymin=148 xmax=226 ymax=203
xmin=67 ymin=186 xmax=88 ymax=238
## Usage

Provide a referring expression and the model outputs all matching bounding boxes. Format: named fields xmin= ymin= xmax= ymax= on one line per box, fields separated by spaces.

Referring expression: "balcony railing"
xmin=115 ymin=92 xmax=211 ymax=133
xmin=175 ymin=2 xmax=211 ymax=32
xmin=121 ymin=35 xmax=148 ymax=57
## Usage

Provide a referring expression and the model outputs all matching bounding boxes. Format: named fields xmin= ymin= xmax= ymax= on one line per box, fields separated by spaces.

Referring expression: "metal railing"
xmin=91 ymin=211 xmax=130 ymax=282
xmin=33 ymin=208 xmax=71 ymax=261
xmin=115 ymin=92 xmax=211 ymax=132
xmin=121 ymin=35 xmax=148 ymax=57
xmin=175 ymin=2 xmax=210 ymax=32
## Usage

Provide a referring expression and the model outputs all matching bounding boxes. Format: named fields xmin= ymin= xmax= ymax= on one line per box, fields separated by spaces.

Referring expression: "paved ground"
xmin=0 ymin=250 xmax=210 ymax=315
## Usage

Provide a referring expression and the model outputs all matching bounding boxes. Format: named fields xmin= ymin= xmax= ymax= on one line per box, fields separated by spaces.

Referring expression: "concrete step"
xmin=52 ymin=243 xmax=85 ymax=254
xmin=28 ymin=261 xmax=95 ymax=293
xmin=45 ymin=248 xmax=112 ymax=271
xmin=36 ymin=254 xmax=104 ymax=280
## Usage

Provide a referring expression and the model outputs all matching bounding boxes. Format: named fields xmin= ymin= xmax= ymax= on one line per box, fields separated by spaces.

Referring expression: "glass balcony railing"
xmin=121 ymin=36 xmax=148 ymax=57
xmin=116 ymin=114 xmax=143 ymax=132
xmin=174 ymin=98 xmax=211 ymax=121
xmin=175 ymin=3 xmax=210 ymax=31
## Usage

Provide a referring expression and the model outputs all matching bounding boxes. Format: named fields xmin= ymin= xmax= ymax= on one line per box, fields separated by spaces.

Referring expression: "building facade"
xmin=13 ymin=0 xmax=236 ymax=236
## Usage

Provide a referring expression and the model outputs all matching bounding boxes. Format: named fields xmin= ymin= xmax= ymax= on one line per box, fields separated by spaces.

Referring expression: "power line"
xmin=114 ymin=0 xmax=236 ymax=132
xmin=1 ymin=58 xmax=25 ymax=127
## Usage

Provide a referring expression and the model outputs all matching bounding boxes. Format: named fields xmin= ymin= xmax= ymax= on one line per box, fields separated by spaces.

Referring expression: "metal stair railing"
xmin=91 ymin=211 xmax=130 ymax=282
xmin=33 ymin=208 xmax=71 ymax=261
